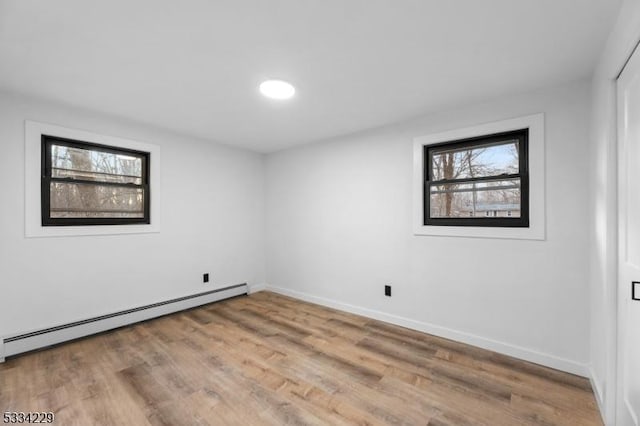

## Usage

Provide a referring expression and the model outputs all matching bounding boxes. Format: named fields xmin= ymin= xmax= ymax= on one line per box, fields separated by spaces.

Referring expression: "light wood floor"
xmin=0 ymin=292 xmax=602 ymax=425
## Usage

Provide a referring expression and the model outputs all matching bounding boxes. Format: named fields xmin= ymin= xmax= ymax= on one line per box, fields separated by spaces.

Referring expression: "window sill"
xmin=26 ymin=224 xmax=160 ymax=238
xmin=413 ymin=224 xmax=544 ymax=240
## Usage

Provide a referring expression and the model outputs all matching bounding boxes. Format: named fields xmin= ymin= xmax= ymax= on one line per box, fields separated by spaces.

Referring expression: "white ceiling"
xmin=0 ymin=0 xmax=621 ymax=152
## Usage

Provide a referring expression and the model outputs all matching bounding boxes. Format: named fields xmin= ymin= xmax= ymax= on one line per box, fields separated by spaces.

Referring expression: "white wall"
xmin=266 ymin=80 xmax=591 ymax=375
xmin=0 ymin=91 xmax=265 ymax=338
xmin=589 ymin=1 xmax=640 ymax=423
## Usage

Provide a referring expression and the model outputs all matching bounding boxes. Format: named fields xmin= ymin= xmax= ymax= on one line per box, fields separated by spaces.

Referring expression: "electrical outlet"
xmin=385 ymin=285 xmax=391 ymax=297
xmin=203 ymin=273 xmax=209 ymax=283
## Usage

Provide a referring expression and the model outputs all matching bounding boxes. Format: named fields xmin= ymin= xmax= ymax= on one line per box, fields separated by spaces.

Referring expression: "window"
xmin=413 ymin=114 xmax=544 ymax=239
xmin=424 ymin=129 xmax=528 ymax=227
xmin=41 ymin=135 xmax=150 ymax=226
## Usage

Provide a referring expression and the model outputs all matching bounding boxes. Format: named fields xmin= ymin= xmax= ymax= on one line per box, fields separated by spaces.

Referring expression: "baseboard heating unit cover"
xmin=0 ymin=283 xmax=248 ymax=361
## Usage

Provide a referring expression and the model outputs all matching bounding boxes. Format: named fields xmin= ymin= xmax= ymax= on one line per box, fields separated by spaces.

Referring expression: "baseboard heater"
xmin=0 ymin=283 xmax=248 ymax=362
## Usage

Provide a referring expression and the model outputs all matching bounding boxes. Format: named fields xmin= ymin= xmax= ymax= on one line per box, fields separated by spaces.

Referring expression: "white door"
xmin=617 ymin=44 xmax=640 ymax=426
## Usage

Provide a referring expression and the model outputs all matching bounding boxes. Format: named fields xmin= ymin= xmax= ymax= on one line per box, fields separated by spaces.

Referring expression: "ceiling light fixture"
xmin=259 ymin=79 xmax=295 ymax=100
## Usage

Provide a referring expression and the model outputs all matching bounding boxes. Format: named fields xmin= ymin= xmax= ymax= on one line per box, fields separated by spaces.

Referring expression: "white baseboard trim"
xmin=267 ymin=285 xmax=589 ymax=377
xmin=248 ymin=283 xmax=267 ymax=294
xmin=589 ymin=366 xmax=607 ymax=425
xmin=2 ymin=283 xmax=248 ymax=361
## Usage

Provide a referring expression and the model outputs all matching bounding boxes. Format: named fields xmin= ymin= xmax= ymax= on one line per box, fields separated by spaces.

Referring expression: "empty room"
xmin=1 ymin=0 xmax=640 ymax=425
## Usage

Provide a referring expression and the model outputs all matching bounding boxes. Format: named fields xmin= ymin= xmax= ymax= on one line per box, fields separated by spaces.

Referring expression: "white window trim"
xmin=25 ymin=120 xmax=161 ymax=238
xmin=412 ymin=113 xmax=545 ymax=240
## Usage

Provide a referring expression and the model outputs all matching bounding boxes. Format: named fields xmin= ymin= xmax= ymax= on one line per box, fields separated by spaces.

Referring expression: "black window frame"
xmin=41 ymin=135 xmax=151 ymax=226
xmin=423 ymin=129 xmax=529 ymax=228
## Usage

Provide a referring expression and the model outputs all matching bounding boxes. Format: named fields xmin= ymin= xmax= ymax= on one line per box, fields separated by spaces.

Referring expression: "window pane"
xmin=430 ymin=140 xmax=519 ymax=181
xmin=51 ymin=144 xmax=142 ymax=184
xmin=50 ymin=182 xmax=144 ymax=218
xmin=429 ymin=178 xmax=521 ymax=218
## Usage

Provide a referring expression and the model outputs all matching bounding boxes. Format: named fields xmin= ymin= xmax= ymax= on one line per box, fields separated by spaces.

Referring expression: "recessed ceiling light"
xmin=259 ymin=80 xmax=295 ymax=100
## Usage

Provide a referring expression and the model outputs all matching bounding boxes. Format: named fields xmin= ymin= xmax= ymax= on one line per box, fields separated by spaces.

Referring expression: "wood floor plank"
xmin=0 ymin=291 xmax=602 ymax=425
